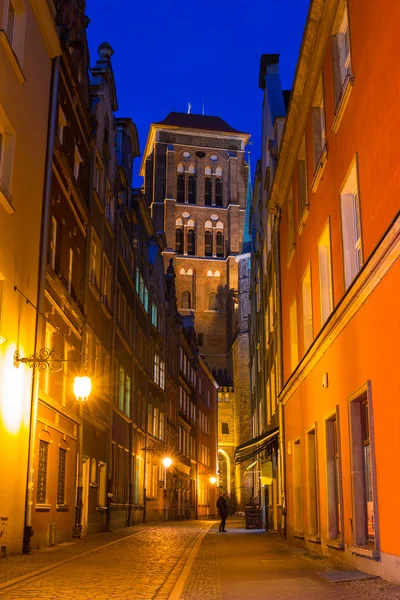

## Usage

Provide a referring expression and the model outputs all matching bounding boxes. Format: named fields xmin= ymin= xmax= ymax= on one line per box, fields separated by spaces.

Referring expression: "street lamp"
xmin=162 ymin=457 xmax=172 ymax=468
xmin=210 ymin=476 xmax=217 ymax=485
xmin=73 ymin=376 xmax=92 ymax=402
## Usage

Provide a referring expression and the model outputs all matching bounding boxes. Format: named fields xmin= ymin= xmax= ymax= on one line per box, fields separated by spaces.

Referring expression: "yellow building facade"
xmin=0 ymin=0 xmax=60 ymax=554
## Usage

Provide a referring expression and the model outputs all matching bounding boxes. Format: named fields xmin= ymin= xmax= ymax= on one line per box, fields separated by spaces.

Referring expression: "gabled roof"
xmin=154 ymin=112 xmax=245 ymax=135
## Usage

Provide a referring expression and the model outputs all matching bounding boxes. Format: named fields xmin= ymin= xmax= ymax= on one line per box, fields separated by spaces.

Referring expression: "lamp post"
xmin=162 ymin=457 xmax=172 ymax=520
xmin=73 ymin=376 xmax=92 ymax=539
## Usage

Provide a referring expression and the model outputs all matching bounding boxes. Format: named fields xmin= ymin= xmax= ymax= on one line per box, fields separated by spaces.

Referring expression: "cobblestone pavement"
xmin=0 ymin=521 xmax=212 ymax=600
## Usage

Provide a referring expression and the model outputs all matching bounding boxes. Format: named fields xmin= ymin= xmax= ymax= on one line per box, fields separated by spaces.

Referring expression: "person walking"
xmin=216 ymin=492 xmax=228 ymax=532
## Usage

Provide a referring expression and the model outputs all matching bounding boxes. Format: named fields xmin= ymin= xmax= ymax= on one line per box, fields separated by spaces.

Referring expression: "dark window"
xmin=209 ymin=292 xmax=217 ymax=310
xmin=177 ymin=174 xmax=184 ymax=203
xmin=36 ymin=440 xmax=49 ymax=504
xmin=175 ymin=228 xmax=184 ymax=254
xmin=222 ymin=422 xmax=229 ymax=434
xmin=215 ymin=178 xmax=223 ymax=206
xmin=216 ymin=231 xmax=224 ymax=257
xmin=205 ymin=230 xmax=213 ymax=256
xmin=57 ymin=448 xmax=67 ymax=505
xmin=188 ymin=175 xmax=196 ymax=204
xmin=205 ymin=177 xmax=212 ymax=205
xmin=187 ymin=228 xmax=195 ymax=255
xmin=181 ymin=291 xmax=191 ymax=309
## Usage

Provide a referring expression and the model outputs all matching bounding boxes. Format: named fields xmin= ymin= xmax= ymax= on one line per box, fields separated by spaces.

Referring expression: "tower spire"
xmin=241 ymin=151 xmax=253 ymax=253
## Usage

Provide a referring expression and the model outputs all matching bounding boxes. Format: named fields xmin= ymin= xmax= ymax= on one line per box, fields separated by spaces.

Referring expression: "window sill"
xmin=306 ymin=535 xmax=321 ymax=544
xmin=0 ymin=31 xmax=26 ymax=83
xmin=311 ymin=146 xmax=328 ymax=193
xmin=0 ymin=180 xmax=16 ymax=214
xmin=294 ymin=532 xmax=304 ymax=539
xmin=96 ymin=506 xmax=108 ymax=512
xmin=350 ymin=545 xmax=380 ymax=560
xmin=35 ymin=503 xmax=51 ymax=511
xmin=56 ymin=504 xmax=70 ymax=512
xmin=325 ymin=539 xmax=344 ymax=550
xmin=332 ymin=75 xmax=354 ymax=134
xmin=297 ymin=205 xmax=310 ymax=236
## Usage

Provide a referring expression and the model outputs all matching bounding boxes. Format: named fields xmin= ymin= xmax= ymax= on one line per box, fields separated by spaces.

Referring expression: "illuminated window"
xmin=318 ymin=222 xmax=333 ymax=325
xmin=301 ymin=264 xmax=313 ymax=352
xmin=340 ymin=159 xmax=362 ymax=289
xmin=312 ymin=74 xmax=326 ymax=170
xmin=57 ymin=107 xmax=67 ymax=145
xmin=36 ymin=440 xmax=49 ymax=504
xmin=125 ymin=374 xmax=131 ymax=417
xmin=57 ymin=447 xmax=67 ymax=505
xmin=67 ymin=248 xmax=74 ymax=295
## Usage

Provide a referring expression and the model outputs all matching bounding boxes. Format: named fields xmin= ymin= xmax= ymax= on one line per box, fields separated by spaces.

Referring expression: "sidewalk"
xmin=0 ymin=522 xmax=155 ymax=586
xmin=181 ymin=518 xmax=400 ymax=600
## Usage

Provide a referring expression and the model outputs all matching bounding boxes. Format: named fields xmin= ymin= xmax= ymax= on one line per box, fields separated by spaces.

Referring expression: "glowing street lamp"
xmin=162 ymin=457 xmax=172 ymax=468
xmin=73 ymin=376 xmax=92 ymax=402
xmin=210 ymin=476 xmax=217 ymax=485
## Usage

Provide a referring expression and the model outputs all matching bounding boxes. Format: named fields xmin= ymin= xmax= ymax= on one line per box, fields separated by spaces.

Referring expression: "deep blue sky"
xmin=86 ymin=0 xmax=310 ymax=186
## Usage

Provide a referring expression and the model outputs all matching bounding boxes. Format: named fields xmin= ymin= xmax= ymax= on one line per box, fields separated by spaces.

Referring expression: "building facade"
xmin=270 ymin=0 xmax=400 ymax=583
xmin=0 ymin=0 xmax=61 ymax=555
xmin=141 ymin=113 xmax=252 ymax=511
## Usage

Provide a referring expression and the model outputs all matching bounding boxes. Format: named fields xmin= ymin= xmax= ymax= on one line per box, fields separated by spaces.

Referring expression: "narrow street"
xmin=1 ymin=520 xmax=400 ymax=600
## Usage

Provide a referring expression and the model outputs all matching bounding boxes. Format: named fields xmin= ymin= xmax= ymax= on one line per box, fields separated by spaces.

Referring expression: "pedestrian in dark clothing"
xmin=216 ymin=492 xmax=228 ymax=532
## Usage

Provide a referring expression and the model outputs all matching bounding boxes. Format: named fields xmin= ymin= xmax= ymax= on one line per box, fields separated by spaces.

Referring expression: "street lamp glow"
xmin=162 ymin=457 xmax=172 ymax=468
xmin=73 ymin=376 xmax=91 ymax=402
xmin=210 ymin=476 xmax=217 ymax=485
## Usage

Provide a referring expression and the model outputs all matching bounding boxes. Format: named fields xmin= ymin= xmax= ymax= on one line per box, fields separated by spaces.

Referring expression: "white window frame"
xmin=0 ymin=105 xmax=15 ymax=213
xmin=340 ymin=157 xmax=363 ymax=290
xmin=318 ymin=220 xmax=333 ymax=325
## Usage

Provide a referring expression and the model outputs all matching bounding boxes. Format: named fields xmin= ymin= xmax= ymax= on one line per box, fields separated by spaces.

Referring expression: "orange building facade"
xmin=271 ymin=0 xmax=400 ymax=583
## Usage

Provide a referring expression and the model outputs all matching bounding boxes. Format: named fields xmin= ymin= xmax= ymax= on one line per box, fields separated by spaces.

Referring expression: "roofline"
xmin=259 ymin=53 xmax=280 ymax=90
xmin=140 ymin=122 xmax=250 ymax=176
xmin=268 ymin=0 xmax=339 ymax=213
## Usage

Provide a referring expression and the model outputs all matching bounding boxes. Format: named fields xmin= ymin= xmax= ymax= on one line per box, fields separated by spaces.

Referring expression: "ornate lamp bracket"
xmin=14 ymin=348 xmax=88 ymax=373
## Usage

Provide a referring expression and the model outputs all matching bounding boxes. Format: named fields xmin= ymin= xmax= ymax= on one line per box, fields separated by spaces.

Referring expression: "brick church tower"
xmin=141 ymin=112 xmax=251 ymax=509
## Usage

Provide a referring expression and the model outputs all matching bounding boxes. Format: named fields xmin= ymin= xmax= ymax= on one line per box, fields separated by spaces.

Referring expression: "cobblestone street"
xmin=1 ymin=519 xmax=400 ymax=600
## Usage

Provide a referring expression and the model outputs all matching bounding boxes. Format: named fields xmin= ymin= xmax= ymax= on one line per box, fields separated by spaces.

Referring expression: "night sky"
xmin=86 ymin=0 xmax=310 ymax=186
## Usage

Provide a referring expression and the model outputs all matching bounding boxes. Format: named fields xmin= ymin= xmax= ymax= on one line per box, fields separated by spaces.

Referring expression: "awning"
xmin=235 ymin=427 xmax=279 ymax=464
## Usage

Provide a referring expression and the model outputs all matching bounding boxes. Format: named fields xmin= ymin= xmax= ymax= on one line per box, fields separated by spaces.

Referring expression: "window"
xmin=153 ymin=353 xmax=160 ymax=385
xmin=318 ymin=222 xmax=333 ymax=325
xmin=177 ymin=174 xmax=184 ymax=202
xmin=6 ymin=1 xmax=16 ymax=46
xmin=222 ymin=422 xmax=229 ymax=434
xmin=215 ymin=177 xmax=223 ymax=206
xmin=151 ymin=301 xmax=157 ymax=327
xmin=208 ymin=292 xmax=217 ymax=311
xmin=105 ymin=184 xmax=115 ymax=227
xmin=98 ymin=463 xmax=107 ymax=507
xmin=301 ymin=264 xmax=313 ymax=352
xmin=74 ymin=145 xmax=83 ymax=180
xmin=216 ymin=231 xmax=224 ymax=257
xmin=67 ymin=248 xmax=73 ymax=295
xmin=297 ymin=136 xmax=308 ymax=220
xmin=293 ymin=438 xmax=303 ymax=535
xmin=205 ymin=177 xmax=212 ymax=205
xmin=340 ymin=159 xmax=362 ymax=289
xmin=350 ymin=389 xmax=376 ymax=547
xmin=332 ymin=4 xmax=352 ymax=106
xmin=175 ymin=228 xmax=184 ymax=254
xmin=57 ymin=447 xmax=67 ymax=505
xmin=289 ymin=297 xmax=298 ymax=373
xmin=257 ymin=342 xmax=261 ymax=373
xmin=57 ymin=107 xmax=67 ymax=145
xmin=187 ymin=228 xmax=195 ymax=255
xmin=160 ymin=360 xmax=165 ymax=390
xmin=125 ymin=375 xmax=131 ymax=418
xmin=205 ymin=230 xmax=212 ymax=257
xmin=36 ymin=440 xmax=49 ymax=504
xmin=102 ymin=255 xmax=112 ymax=309
xmin=181 ymin=290 xmax=191 ymax=309
xmin=312 ymin=74 xmax=326 ymax=170
xmin=287 ymin=185 xmax=295 ymax=256
xmin=94 ymin=157 xmax=103 ymax=198
xmin=50 ymin=217 xmax=57 ymax=270
xmin=306 ymin=428 xmax=319 ymax=537
xmin=326 ymin=413 xmax=342 ymax=540
xmin=0 ymin=105 xmax=15 ymax=212
xmin=188 ymin=175 xmax=196 ymax=204
xmin=119 ymin=367 xmax=125 ymax=411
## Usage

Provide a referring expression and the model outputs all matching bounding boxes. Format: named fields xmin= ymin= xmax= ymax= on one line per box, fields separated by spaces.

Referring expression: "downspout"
xmin=275 ymin=207 xmax=286 ymax=538
xmin=23 ymin=56 xmax=60 ymax=554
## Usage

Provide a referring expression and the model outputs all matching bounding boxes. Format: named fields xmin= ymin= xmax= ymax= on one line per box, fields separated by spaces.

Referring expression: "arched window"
xmin=205 ymin=177 xmax=212 ymax=205
xmin=205 ymin=230 xmax=213 ymax=257
xmin=187 ymin=229 xmax=195 ymax=255
xmin=188 ymin=175 xmax=196 ymax=204
xmin=181 ymin=291 xmax=191 ymax=309
xmin=209 ymin=292 xmax=218 ymax=310
xmin=216 ymin=231 xmax=224 ymax=256
xmin=175 ymin=228 xmax=184 ymax=254
xmin=215 ymin=178 xmax=223 ymax=206
xmin=177 ymin=174 xmax=184 ymax=203
xmin=207 ymin=270 xmax=213 ymax=277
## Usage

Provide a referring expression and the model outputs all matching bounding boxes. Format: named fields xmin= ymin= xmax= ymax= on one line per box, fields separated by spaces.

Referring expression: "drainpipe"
xmin=23 ymin=56 xmax=60 ymax=554
xmin=275 ymin=208 xmax=286 ymax=538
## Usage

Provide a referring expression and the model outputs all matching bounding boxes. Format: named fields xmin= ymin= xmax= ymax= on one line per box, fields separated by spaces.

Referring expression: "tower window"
xmin=181 ymin=291 xmax=191 ymax=309
xmin=216 ymin=231 xmax=224 ymax=257
xmin=205 ymin=230 xmax=213 ymax=257
xmin=205 ymin=177 xmax=212 ymax=205
xmin=177 ymin=174 xmax=184 ymax=203
xmin=175 ymin=228 xmax=184 ymax=254
xmin=222 ymin=422 xmax=229 ymax=434
xmin=188 ymin=175 xmax=196 ymax=204
xmin=208 ymin=292 xmax=218 ymax=311
xmin=215 ymin=178 xmax=223 ymax=206
xmin=187 ymin=228 xmax=195 ymax=256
